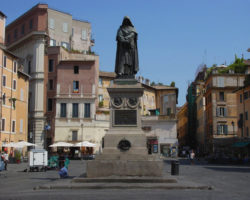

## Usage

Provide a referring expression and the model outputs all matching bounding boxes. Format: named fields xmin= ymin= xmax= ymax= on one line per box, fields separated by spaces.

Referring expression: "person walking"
xmin=2 ymin=150 xmax=9 ymax=170
xmin=190 ymin=150 xmax=195 ymax=165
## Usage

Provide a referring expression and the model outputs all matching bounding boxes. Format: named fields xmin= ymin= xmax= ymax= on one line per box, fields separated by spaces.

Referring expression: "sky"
xmin=1 ymin=0 xmax=250 ymax=106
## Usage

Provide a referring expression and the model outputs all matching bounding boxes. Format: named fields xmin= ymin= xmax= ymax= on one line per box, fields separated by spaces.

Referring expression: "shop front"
xmin=147 ymin=137 xmax=158 ymax=154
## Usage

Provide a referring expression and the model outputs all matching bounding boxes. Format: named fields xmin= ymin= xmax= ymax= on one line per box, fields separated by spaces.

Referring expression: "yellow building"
xmin=140 ymin=83 xmax=156 ymax=115
xmin=0 ymin=44 xmax=29 ymax=152
xmin=98 ymin=71 xmax=116 ymax=112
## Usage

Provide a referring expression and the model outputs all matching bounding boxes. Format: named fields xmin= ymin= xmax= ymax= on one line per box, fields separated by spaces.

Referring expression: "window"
xmin=20 ymin=119 xmax=23 ymax=133
xmin=13 ymin=61 xmax=17 ymax=73
xmin=217 ymin=124 xmax=228 ymax=135
xmin=167 ymin=108 xmax=171 ymax=116
xmin=74 ymin=66 xmax=79 ymax=74
xmin=49 ymin=18 xmax=55 ymax=29
xmin=50 ymin=39 xmax=56 ymax=46
xmin=21 ymin=24 xmax=25 ymax=35
xmin=72 ymin=103 xmax=79 ymax=118
xmin=217 ymin=107 xmax=226 ymax=117
xmin=60 ymin=103 xmax=67 ymax=117
xmin=48 ymin=98 xmax=53 ymax=111
xmin=84 ymin=103 xmax=90 ymax=118
xmin=73 ymin=81 xmax=79 ymax=93
xmin=247 ymin=127 xmax=249 ymax=137
xmin=28 ymin=60 xmax=31 ymax=74
xmin=49 ymin=59 xmax=54 ymax=72
xmin=246 ymin=111 xmax=248 ymax=120
xmin=240 ymin=94 xmax=242 ymax=103
xmin=61 ymin=42 xmax=69 ymax=50
xmin=12 ymin=99 xmax=16 ymax=109
xmin=49 ymin=79 xmax=53 ymax=90
xmin=13 ymin=80 xmax=16 ymax=90
xmin=98 ymin=95 xmax=103 ymax=102
xmin=14 ymin=29 xmax=18 ymax=39
xmin=219 ymin=92 xmax=224 ymax=101
xmin=29 ymin=19 xmax=33 ymax=30
xmin=63 ymin=23 xmax=68 ymax=32
xmin=82 ymin=29 xmax=87 ymax=40
xmin=12 ymin=120 xmax=16 ymax=133
xmin=3 ymin=76 xmax=6 ymax=86
xmin=72 ymin=131 xmax=78 ymax=141
xmin=2 ymin=119 xmax=5 ymax=131
xmin=244 ymin=92 xmax=248 ymax=100
xmin=20 ymin=89 xmax=24 ymax=101
xmin=2 ymin=93 xmax=6 ymax=105
xmin=218 ymin=77 xmax=224 ymax=87
xmin=110 ymin=80 xmax=114 ymax=86
xmin=3 ymin=56 xmax=6 ymax=67
xmin=99 ymin=78 xmax=103 ymax=86
xmin=72 ymin=28 xmax=74 ymax=36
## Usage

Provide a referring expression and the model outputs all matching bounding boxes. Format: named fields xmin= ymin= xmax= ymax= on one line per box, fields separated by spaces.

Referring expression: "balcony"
xmin=142 ymin=114 xmax=177 ymax=121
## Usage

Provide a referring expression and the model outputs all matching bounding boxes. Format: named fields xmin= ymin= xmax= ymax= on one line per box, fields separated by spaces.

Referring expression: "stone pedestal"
xmin=87 ymin=79 xmax=163 ymax=177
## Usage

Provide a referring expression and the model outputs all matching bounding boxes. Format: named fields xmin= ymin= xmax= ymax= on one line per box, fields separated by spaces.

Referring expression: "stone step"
xmin=72 ymin=177 xmax=177 ymax=183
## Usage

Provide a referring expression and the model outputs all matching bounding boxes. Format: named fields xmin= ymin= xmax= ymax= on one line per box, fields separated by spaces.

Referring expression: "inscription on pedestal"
xmin=114 ymin=110 xmax=137 ymax=125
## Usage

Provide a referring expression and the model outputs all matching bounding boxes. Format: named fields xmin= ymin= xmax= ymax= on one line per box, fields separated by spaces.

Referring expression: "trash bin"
xmin=171 ymin=160 xmax=179 ymax=175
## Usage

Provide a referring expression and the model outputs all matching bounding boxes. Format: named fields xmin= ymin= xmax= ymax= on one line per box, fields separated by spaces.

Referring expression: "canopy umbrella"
xmin=49 ymin=142 xmax=74 ymax=147
xmin=75 ymin=141 xmax=96 ymax=147
xmin=2 ymin=142 xmax=17 ymax=147
xmin=15 ymin=141 xmax=37 ymax=148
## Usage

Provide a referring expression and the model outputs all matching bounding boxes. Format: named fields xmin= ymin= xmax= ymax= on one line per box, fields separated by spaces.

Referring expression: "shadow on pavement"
xmin=204 ymin=166 xmax=250 ymax=173
xmin=30 ymin=176 xmax=75 ymax=181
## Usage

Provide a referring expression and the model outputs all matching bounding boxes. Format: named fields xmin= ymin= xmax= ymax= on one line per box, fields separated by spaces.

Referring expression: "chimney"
xmin=145 ymin=78 xmax=150 ymax=85
xmin=0 ymin=11 xmax=6 ymax=44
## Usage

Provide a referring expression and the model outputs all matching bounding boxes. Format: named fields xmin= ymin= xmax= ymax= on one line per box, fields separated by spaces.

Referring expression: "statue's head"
xmin=122 ymin=16 xmax=134 ymax=27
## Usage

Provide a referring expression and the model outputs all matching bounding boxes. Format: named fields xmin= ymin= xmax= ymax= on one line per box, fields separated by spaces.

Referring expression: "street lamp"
xmin=81 ymin=123 xmax=83 ymax=160
xmin=231 ymin=121 xmax=235 ymax=136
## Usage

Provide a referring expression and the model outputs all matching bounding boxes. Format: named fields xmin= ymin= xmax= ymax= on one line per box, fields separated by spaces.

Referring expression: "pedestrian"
xmin=2 ymin=150 xmax=9 ymax=170
xmin=58 ymin=152 xmax=65 ymax=169
xmin=58 ymin=165 xmax=68 ymax=178
xmin=190 ymin=150 xmax=195 ymax=165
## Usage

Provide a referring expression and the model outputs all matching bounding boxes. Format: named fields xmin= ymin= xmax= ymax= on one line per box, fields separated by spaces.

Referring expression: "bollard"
xmin=171 ymin=160 xmax=179 ymax=175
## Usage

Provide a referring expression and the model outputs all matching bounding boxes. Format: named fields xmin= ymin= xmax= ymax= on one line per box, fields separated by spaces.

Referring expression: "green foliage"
xmin=9 ymin=98 xmax=16 ymax=109
xmin=226 ymin=55 xmax=246 ymax=73
xmin=205 ymin=55 xmax=246 ymax=80
xmin=151 ymin=81 xmax=156 ymax=86
xmin=98 ymin=101 xmax=104 ymax=107
xmin=14 ymin=150 xmax=22 ymax=161
xmin=170 ymin=81 xmax=175 ymax=87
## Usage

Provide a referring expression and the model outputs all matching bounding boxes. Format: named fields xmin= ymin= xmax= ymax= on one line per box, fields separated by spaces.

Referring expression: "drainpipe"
xmin=9 ymin=59 xmax=13 ymax=143
xmin=0 ymin=53 xmax=3 ymax=142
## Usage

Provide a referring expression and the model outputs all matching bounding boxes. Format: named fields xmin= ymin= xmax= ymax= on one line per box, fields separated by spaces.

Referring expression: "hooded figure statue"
xmin=115 ymin=16 xmax=139 ymax=78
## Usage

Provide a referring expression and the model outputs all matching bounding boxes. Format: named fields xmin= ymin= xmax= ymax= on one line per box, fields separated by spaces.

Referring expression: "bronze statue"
xmin=115 ymin=16 xmax=139 ymax=78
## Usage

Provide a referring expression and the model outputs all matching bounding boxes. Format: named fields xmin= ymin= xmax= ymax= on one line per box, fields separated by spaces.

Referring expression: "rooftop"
xmin=99 ymin=71 xmax=116 ymax=78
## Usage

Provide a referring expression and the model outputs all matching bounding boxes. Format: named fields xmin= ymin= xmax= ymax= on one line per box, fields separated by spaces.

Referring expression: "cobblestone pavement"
xmin=0 ymin=158 xmax=250 ymax=200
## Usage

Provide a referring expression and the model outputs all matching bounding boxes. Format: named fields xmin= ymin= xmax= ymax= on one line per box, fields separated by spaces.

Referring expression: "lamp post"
xmin=81 ymin=123 xmax=83 ymax=160
xmin=231 ymin=121 xmax=235 ymax=136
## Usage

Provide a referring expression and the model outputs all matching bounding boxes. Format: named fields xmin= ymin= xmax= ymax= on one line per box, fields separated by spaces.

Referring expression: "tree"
xmin=170 ymin=81 xmax=175 ymax=87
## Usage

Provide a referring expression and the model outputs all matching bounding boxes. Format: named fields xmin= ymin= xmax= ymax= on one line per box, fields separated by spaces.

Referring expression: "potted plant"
xmin=14 ymin=150 xmax=22 ymax=164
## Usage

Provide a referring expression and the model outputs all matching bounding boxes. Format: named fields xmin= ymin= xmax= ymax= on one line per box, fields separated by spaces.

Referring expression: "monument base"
xmin=86 ymin=78 xmax=163 ymax=178
xmin=87 ymin=159 xmax=163 ymax=178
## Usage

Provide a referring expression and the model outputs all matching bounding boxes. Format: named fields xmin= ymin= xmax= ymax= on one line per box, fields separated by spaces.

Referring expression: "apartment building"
xmin=0 ymin=44 xmax=29 ymax=150
xmin=0 ymin=11 xmax=29 ymax=152
xmin=5 ymin=4 xmax=97 ymax=148
xmin=204 ymin=67 xmax=245 ymax=154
